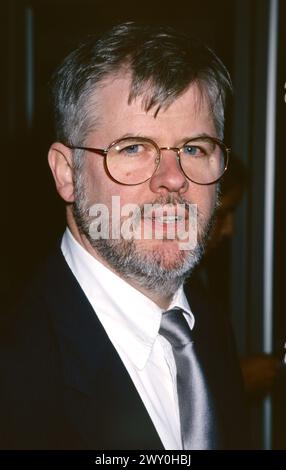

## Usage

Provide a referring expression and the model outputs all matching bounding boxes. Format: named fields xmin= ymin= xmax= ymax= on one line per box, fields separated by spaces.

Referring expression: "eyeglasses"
xmin=67 ymin=135 xmax=230 ymax=186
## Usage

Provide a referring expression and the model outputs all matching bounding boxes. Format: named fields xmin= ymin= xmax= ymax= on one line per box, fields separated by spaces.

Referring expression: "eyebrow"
xmin=177 ymin=133 xmax=217 ymax=143
xmin=116 ymin=132 xmax=217 ymax=144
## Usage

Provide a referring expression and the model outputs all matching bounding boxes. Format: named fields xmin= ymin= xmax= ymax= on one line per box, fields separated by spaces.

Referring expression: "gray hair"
xmin=51 ymin=22 xmax=232 ymax=169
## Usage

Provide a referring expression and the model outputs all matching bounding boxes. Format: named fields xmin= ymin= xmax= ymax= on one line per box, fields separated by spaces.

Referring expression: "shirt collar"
xmin=61 ymin=228 xmax=194 ymax=370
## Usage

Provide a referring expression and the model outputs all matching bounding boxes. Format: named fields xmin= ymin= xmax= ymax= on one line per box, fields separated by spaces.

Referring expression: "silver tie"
xmin=159 ymin=307 xmax=219 ymax=450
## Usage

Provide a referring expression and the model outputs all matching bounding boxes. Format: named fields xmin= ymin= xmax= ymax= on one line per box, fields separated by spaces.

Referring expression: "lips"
xmin=140 ymin=204 xmax=190 ymax=242
xmin=152 ymin=215 xmax=185 ymax=224
xmin=143 ymin=204 xmax=189 ymax=221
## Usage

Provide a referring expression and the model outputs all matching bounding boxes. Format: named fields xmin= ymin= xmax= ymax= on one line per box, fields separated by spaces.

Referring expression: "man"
xmin=0 ymin=22 xmax=248 ymax=450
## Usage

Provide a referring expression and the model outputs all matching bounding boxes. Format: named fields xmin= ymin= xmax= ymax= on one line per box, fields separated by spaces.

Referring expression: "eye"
xmin=117 ymin=143 xmax=144 ymax=156
xmin=111 ymin=139 xmax=156 ymax=161
xmin=125 ymin=144 xmax=140 ymax=154
xmin=182 ymin=145 xmax=203 ymax=156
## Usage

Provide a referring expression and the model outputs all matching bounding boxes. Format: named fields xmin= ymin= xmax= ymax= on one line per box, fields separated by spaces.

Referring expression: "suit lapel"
xmin=43 ymin=247 xmax=163 ymax=449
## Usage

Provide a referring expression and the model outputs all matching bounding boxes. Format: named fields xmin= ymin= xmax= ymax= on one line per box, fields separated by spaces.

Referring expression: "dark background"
xmin=0 ymin=0 xmax=285 ymax=449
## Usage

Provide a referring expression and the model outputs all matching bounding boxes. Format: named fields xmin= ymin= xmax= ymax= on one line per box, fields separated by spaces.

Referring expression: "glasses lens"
xmin=180 ymin=137 xmax=227 ymax=184
xmin=106 ymin=138 xmax=158 ymax=184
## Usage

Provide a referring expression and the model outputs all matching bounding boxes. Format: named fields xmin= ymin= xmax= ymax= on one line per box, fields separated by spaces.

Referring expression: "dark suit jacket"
xmin=0 ymin=245 xmax=249 ymax=449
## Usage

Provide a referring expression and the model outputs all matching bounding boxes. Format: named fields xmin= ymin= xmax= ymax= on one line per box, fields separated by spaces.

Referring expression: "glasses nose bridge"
xmin=159 ymin=146 xmax=181 ymax=161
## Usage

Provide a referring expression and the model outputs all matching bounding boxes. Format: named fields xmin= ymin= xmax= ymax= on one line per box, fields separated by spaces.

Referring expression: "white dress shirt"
xmin=61 ymin=228 xmax=195 ymax=450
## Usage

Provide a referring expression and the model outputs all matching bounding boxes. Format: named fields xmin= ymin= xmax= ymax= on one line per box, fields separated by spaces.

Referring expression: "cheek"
xmin=83 ymin=159 xmax=111 ymax=204
xmin=189 ymin=184 xmax=217 ymax=217
xmin=83 ymin=160 xmax=138 ymax=210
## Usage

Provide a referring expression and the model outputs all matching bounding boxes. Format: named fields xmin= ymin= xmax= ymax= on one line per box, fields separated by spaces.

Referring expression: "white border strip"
xmin=263 ymin=0 xmax=279 ymax=450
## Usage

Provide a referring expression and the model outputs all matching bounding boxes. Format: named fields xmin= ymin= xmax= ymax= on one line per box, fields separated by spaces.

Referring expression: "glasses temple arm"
xmin=65 ymin=144 xmax=107 ymax=157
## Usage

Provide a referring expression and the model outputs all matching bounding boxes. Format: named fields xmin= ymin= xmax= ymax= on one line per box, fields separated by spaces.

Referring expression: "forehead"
xmin=90 ymin=73 xmax=216 ymax=143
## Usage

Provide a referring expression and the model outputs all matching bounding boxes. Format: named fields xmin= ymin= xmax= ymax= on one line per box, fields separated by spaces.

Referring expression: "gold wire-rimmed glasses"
xmin=66 ymin=135 xmax=230 ymax=186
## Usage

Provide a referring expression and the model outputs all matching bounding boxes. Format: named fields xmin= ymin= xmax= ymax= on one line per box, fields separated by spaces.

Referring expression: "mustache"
xmin=142 ymin=194 xmax=192 ymax=206
xmin=137 ymin=194 xmax=193 ymax=217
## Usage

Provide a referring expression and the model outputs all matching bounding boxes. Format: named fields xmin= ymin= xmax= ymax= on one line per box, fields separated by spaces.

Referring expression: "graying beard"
xmin=72 ymin=174 xmax=215 ymax=296
xmin=86 ymin=236 xmax=206 ymax=295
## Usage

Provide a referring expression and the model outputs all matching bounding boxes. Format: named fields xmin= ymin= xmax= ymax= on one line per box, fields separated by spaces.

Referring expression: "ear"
xmin=48 ymin=142 xmax=75 ymax=203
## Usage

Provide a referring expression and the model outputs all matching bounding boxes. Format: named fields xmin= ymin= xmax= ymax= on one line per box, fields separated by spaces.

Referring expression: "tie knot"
xmin=159 ymin=308 xmax=193 ymax=347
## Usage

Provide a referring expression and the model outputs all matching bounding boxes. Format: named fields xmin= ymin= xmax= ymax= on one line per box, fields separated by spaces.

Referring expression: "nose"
xmin=149 ymin=148 xmax=189 ymax=195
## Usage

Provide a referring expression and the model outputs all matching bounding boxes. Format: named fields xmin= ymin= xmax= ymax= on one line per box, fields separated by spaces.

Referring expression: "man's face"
xmin=72 ymin=74 xmax=218 ymax=295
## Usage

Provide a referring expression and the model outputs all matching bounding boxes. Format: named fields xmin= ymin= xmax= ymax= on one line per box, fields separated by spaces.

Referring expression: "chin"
xmin=135 ymin=238 xmax=198 ymax=269
xmin=136 ymin=236 xmax=194 ymax=251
